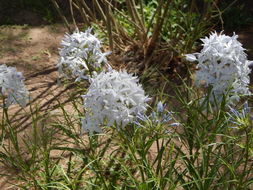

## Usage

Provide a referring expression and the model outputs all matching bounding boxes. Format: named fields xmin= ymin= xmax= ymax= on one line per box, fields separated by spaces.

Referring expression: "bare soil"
xmin=0 ymin=24 xmax=69 ymax=189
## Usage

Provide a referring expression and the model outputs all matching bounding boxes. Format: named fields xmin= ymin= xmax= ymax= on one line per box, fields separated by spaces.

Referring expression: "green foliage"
xmin=1 ymin=80 xmax=252 ymax=189
xmin=52 ymin=0 xmax=219 ymax=55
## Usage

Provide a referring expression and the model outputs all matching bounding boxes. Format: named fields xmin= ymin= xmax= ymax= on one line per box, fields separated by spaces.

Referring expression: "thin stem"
xmin=50 ymin=0 xmax=71 ymax=32
xmin=74 ymin=0 xmax=89 ymax=26
xmin=69 ymin=0 xmax=78 ymax=29
xmin=105 ymin=2 xmax=114 ymax=50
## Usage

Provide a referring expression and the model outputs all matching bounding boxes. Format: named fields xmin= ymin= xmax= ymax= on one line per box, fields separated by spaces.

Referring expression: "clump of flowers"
xmin=135 ymin=101 xmax=173 ymax=126
xmin=186 ymin=31 xmax=252 ymax=104
xmin=134 ymin=101 xmax=179 ymax=133
xmin=58 ymin=28 xmax=110 ymax=81
xmin=227 ymin=102 xmax=251 ymax=129
xmin=82 ymin=69 xmax=149 ymax=133
xmin=0 ymin=65 xmax=29 ymax=107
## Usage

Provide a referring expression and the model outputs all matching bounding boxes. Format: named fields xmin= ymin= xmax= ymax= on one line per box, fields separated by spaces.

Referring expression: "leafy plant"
xmin=51 ymin=0 xmax=223 ymax=73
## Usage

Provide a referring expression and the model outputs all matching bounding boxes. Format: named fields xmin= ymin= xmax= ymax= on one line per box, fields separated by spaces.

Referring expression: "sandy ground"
xmin=0 ymin=24 xmax=69 ymax=189
xmin=0 ymin=24 xmax=64 ymax=90
xmin=0 ymin=25 xmax=67 ymax=106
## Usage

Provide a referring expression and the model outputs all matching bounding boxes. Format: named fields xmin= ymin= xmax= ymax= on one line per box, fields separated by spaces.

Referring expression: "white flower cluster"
xmin=58 ymin=28 xmax=110 ymax=81
xmin=82 ymin=70 xmax=149 ymax=133
xmin=0 ymin=65 xmax=28 ymax=107
xmin=186 ymin=32 xmax=252 ymax=103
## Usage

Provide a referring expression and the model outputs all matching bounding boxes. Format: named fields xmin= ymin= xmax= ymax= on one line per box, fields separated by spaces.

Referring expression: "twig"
xmin=50 ymin=0 xmax=71 ymax=32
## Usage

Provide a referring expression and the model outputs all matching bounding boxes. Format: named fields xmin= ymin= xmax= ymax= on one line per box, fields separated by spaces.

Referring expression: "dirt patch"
xmin=0 ymin=25 xmax=68 ymax=104
xmin=0 ymin=25 xmax=64 ymax=73
xmin=0 ymin=24 xmax=69 ymax=189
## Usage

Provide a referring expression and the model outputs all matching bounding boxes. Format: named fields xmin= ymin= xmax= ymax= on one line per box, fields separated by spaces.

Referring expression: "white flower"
xmin=0 ymin=65 xmax=28 ymax=107
xmin=58 ymin=57 xmax=89 ymax=81
xmin=185 ymin=54 xmax=197 ymax=62
xmin=82 ymin=70 xmax=149 ymax=133
xmin=186 ymin=31 xmax=251 ymax=104
xmin=58 ymin=28 xmax=110 ymax=81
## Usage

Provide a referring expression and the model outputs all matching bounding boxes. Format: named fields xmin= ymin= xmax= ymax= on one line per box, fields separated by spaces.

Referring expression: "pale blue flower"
xmin=157 ymin=101 xmax=164 ymax=113
xmin=186 ymin=32 xmax=251 ymax=104
xmin=0 ymin=65 xmax=28 ymax=107
xmin=134 ymin=101 xmax=178 ymax=127
xmin=228 ymin=102 xmax=251 ymax=128
xmin=58 ymin=28 xmax=111 ymax=81
xmin=82 ymin=69 xmax=149 ymax=133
